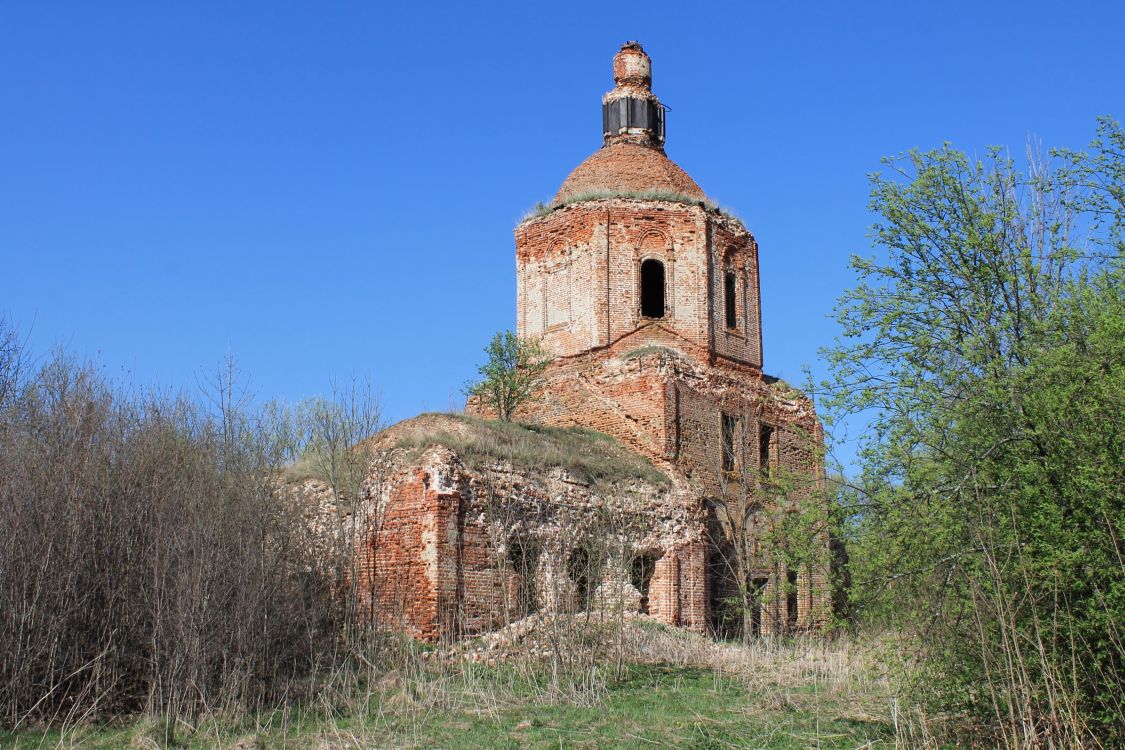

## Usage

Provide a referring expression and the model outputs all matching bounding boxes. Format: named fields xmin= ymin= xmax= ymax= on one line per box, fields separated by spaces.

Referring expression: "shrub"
xmin=0 ymin=345 xmax=348 ymax=726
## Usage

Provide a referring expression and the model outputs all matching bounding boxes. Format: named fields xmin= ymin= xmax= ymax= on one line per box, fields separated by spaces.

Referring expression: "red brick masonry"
xmin=354 ymin=42 xmax=830 ymax=641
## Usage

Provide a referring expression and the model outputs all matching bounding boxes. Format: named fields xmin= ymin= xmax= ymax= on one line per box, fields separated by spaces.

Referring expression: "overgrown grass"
xmin=4 ymin=631 xmax=932 ymax=750
xmin=558 ymin=188 xmax=716 ymax=210
xmin=622 ymin=345 xmax=678 ymax=361
xmin=365 ymin=663 xmax=891 ymax=750
xmin=394 ymin=413 xmax=668 ymax=488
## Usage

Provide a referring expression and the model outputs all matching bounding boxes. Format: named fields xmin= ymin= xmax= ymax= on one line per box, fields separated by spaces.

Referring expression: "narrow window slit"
xmin=721 ymin=413 xmax=739 ymax=473
xmin=787 ymin=568 xmax=799 ymax=630
xmin=759 ymin=424 xmax=774 ymax=479
xmin=724 ymin=272 xmax=738 ymax=329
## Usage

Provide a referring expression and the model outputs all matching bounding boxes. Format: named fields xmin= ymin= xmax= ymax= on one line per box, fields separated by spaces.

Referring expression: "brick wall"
xmin=360 ymin=468 xmax=440 ymax=640
xmin=509 ymin=341 xmax=831 ymax=637
xmin=355 ymin=436 xmax=711 ymax=641
xmin=647 ymin=540 xmax=708 ymax=632
xmin=370 ymin=349 xmax=829 ymax=641
xmin=516 ymin=199 xmax=762 ymax=370
xmin=351 ymin=40 xmax=829 ymax=643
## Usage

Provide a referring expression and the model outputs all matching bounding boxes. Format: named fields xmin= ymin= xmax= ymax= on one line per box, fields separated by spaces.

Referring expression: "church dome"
xmin=554 ymin=141 xmax=705 ymax=204
xmin=553 ymin=42 xmax=706 ymax=206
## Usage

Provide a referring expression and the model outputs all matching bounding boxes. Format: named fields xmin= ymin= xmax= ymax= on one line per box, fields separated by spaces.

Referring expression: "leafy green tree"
xmin=465 ymin=330 xmax=552 ymax=422
xmin=821 ymin=120 xmax=1125 ymax=746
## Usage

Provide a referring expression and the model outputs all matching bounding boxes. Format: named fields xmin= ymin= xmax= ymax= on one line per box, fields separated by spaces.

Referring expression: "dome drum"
xmin=603 ymin=97 xmax=665 ymax=146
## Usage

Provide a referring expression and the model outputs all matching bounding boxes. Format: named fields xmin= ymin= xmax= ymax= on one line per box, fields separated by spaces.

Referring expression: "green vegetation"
xmin=767 ymin=378 xmax=803 ymax=399
xmin=464 ymin=330 xmax=552 ymax=422
xmin=281 ymin=442 xmax=355 ymax=484
xmin=558 ymin=188 xmax=716 ymax=210
xmin=351 ymin=664 xmax=888 ymax=750
xmin=2 ymin=633 xmax=911 ymax=750
xmin=4 ymin=101 xmax=1119 ymax=750
xmin=823 ymin=117 xmax=1125 ymax=747
xmin=395 ymin=413 xmax=669 ymax=488
xmin=270 ymin=384 xmax=384 ymax=488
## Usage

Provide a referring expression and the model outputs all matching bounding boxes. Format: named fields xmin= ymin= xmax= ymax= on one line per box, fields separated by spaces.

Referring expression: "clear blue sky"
xmin=2 ymin=1 xmax=1121 ymax=468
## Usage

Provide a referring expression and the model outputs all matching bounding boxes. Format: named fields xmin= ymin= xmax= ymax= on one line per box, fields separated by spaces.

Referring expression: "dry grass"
xmin=5 ymin=624 xmax=954 ymax=749
xmin=518 ymin=189 xmax=742 ymax=223
xmin=387 ymin=413 xmax=669 ymax=488
xmin=621 ymin=345 xmax=678 ymax=361
xmin=281 ymin=446 xmax=350 ymax=484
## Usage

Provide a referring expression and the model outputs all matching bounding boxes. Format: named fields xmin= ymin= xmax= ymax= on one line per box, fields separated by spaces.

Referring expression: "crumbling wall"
xmin=709 ymin=221 xmax=762 ymax=369
xmin=360 ymin=467 xmax=439 ymax=640
xmin=515 ymin=345 xmax=831 ymax=637
xmin=355 ymin=432 xmax=709 ymax=642
xmin=647 ymin=540 xmax=708 ymax=631
xmin=519 ymin=347 xmax=673 ymax=461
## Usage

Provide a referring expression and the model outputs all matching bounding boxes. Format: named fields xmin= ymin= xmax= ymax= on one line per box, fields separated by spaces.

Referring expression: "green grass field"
xmin=375 ymin=664 xmax=893 ymax=750
xmin=2 ymin=628 xmax=946 ymax=749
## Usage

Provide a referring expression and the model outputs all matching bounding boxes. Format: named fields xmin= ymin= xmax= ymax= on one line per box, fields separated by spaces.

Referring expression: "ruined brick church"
xmin=359 ymin=42 xmax=829 ymax=641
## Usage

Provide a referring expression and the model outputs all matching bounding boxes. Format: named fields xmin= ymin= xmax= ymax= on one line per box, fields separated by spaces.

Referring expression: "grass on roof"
xmin=394 ymin=413 xmax=669 ymax=489
xmin=519 ymin=189 xmax=743 ymax=224
xmin=622 ymin=345 xmax=678 ymax=361
xmin=557 ymin=188 xmax=716 ymax=210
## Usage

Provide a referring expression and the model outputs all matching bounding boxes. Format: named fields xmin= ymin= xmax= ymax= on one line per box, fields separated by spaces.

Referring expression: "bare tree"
xmin=0 ymin=344 xmax=368 ymax=732
xmin=0 ymin=316 xmax=26 ymax=410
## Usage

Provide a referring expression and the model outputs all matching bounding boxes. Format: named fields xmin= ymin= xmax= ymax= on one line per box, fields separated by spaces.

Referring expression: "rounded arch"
xmin=722 ymin=243 xmax=749 ymax=269
xmin=638 ymin=230 xmax=671 ymax=255
xmin=507 ymin=534 xmax=540 ymax=616
xmin=546 ymin=239 xmax=570 ymax=262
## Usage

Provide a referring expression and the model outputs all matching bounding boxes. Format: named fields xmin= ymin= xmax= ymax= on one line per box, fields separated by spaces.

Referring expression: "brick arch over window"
xmin=639 ymin=230 xmax=671 ymax=254
xmin=722 ymin=242 xmax=747 ymax=263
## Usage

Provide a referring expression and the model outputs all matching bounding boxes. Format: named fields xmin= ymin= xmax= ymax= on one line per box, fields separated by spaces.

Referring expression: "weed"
xmin=622 ymin=345 xmax=677 ymax=361
xmin=517 ymin=189 xmax=744 ymax=224
xmin=6 ymin=631 xmax=916 ymax=749
xmin=392 ymin=413 xmax=669 ymax=488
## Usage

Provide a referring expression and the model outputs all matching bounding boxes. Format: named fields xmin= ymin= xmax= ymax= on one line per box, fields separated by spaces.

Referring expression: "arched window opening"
xmin=507 ymin=536 xmax=540 ymax=616
xmin=567 ymin=546 xmax=595 ymax=610
xmin=630 ymin=553 xmax=658 ymax=614
xmin=749 ymin=576 xmax=769 ymax=637
xmin=759 ymin=424 xmax=775 ymax=480
xmin=640 ymin=259 xmax=666 ymax=319
xmin=724 ymin=272 xmax=738 ymax=329
xmin=786 ymin=568 xmax=800 ymax=631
